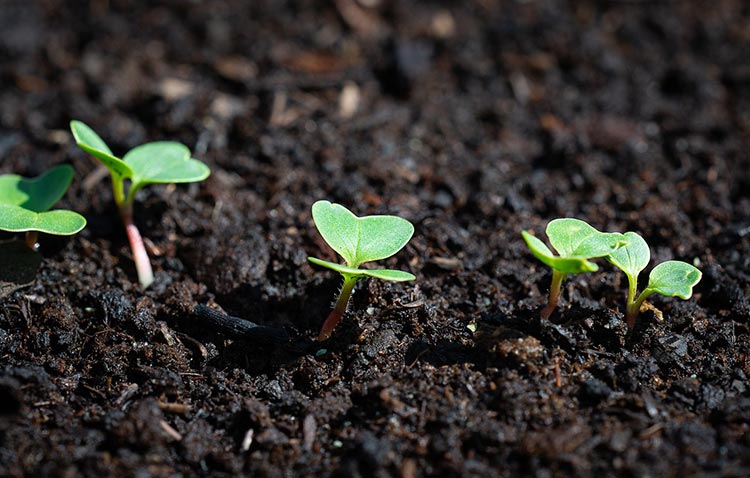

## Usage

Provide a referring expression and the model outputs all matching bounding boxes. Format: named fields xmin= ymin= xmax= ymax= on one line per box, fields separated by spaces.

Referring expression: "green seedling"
xmin=308 ymin=200 xmax=415 ymax=340
xmin=0 ymin=165 xmax=86 ymax=250
xmin=522 ymin=218 xmax=623 ymax=319
xmin=70 ymin=120 xmax=210 ymax=288
xmin=607 ymin=231 xmax=701 ymax=329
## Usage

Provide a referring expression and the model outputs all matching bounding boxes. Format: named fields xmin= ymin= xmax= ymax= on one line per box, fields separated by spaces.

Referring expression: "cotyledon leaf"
xmin=70 ymin=120 xmax=133 ymax=179
xmin=0 ymin=204 xmax=86 ymax=235
xmin=311 ymin=201 xmax=360 ymax=265
xmin=546 ymin=218 xmax=602 ymax=257
xmin=607 ymin=231 xmax=650 ymax=280
xmin=307 ymin=257 xmax=415 ymax=282
xmin=353 ymin=214 xmax=414 ymax=265
xmin=311 ymin=200 xmax=414 ymax=267
xmin=521 ymin=230 xmax=599 ymax=273
xmin=0 ymin=164 xmax=74 ymax=212
xmin=645 ymin=260 xmax=702 ymax=299
xmin=123 ymin=141 xmax=210 ymax=188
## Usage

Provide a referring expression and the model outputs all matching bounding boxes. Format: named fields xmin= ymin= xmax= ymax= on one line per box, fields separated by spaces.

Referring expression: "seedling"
xmin=70 ymin=120 xmax=210 ymax=288
xmin=308 ymin=200 xmax=415 ymax=340
xmin=522 ymin=218 xmax=623 ymax=319
xmin=607 ymin=231 xmax=701 ymax=329
xmin=0 ymin=165 xmax=86 ymax=250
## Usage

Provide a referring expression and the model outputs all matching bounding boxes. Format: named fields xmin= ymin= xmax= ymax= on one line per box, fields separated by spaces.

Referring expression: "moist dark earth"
xmin=1 ymin=1 xmax=749 ymax=477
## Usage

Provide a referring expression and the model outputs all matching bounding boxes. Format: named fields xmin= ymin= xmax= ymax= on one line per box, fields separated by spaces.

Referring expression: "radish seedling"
xmin=308 ymin=200 xmax=415 ymax=340
xmin=522 ymin=219 xmax=623 ymax=319
xmin=0 ymin=165 xmax=86 ymax=250
xmin=607 ymin=231 xmax=702 ymax=329
xmin=70 ymin=120 xmax=209 ymax=288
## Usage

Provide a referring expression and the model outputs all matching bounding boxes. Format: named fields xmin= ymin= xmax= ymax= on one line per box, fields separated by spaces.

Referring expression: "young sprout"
xmin=70 ymin=120 xmax=210 ymax=288
xmin=308 ymin=200 xmax=415 ymax=340
xmin=0 ymin=165 xmax=86 ymax=250
xmin=607 ymin=231 xmax=702 ymax=329
xmin=522 ymin=218 xmax=623 ymax=319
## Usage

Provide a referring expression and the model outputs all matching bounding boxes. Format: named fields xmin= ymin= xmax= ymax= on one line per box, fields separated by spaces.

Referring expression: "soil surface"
xmin=1 ymin=1 xmax=750 ymax=477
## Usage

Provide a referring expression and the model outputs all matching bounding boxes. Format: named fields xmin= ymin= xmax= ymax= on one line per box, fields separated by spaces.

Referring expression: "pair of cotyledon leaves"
xmin=0 ymin=165 xmax=86 ymax=235
xmin=523 ymin=218 xmax=701 ymax=300
xmin=607 ymin=231 xmax=701 ymax=300
xmin=308 ymin=200 xmax=415 ymax=282
xmin=69 ymin=121 xmax=210 ymax=198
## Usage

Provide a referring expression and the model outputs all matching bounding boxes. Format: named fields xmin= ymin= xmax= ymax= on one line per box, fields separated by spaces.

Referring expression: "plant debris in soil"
xmin=1 ymin=1 xmax=750 ymax=477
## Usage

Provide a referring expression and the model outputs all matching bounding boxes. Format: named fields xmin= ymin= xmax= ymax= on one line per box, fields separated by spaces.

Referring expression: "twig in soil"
xmin=175 ymin=332 xmax=209 ymax=360
xmin=82 ymin=383 xmax=106 ymax=400
xmin=157 ymin=401 xmax=191 ymax=415
xmin=241 ymin=429 xmax=254 ymax=451
xmin=115 ymin=383 xmax=139 ymax=408
xmin=637 ymin=423 xmax=665 ymax=440
xmin=192 ymin=305 xmax=290 ymax=347
xmin=159 ymin=420 xmax=183 ymax=441
xmin=302 ymin=414 xmax=316 ymax=452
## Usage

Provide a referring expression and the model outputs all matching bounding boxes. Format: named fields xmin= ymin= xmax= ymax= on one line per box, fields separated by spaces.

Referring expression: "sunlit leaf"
xmin=70 ymin=120 xmax=133 ymax=179
xmin=0 ymin=164 xmax=75 ymax=212
xmin=645 ymin=260 xmax=702 ymax=299
xmin=0 ymin=204 xmax=86 ymax=235
xmin=309 ymin=200 xmax=415 ymax=282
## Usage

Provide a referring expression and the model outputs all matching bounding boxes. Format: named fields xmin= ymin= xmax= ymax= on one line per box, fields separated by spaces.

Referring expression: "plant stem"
xmin=24 ymin=231 xmax=39 ymax=251
xmin=318 ymin=275 xmax=358 ymax=340
xmin=119 ymin=202 xmax=154 ymax=289
xmin=112 ymin=175 xmax=126 ymax=207
xmin=540 ymin=269 xmax=566 ymax=320
xmin=626 ymin=289 xmax=652 ymax=329
xmin=623 ymin=273 xmax=640 ymax=329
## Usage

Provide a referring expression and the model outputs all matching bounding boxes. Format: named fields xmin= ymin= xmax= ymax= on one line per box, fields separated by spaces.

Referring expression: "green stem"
xmin=626 ymin=288 xmax=653 ymax=329
xmin=623 ymin=273 xmax=640 ymax=329
xmin=318 ymin=275 xmax=359 ymax=340
xmin=112 ymin=176 xmax=126 ymax=208
xmin=124 ymin=181 xmax=142 ymax=207
xmin=540 ymin=269 xmax=566 ymax=320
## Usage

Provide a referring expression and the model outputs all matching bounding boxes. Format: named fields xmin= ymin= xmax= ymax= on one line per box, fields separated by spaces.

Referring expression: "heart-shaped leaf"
xmin=0 ymin=204 xmax=86 ymax=235
xmin=645 ymin=260 xmax=702 ymax=299
xmin=308 ymin=257 xmax=416 ymax=281
xmin=123 ymin=142 xmax=210 ymax=189
xmin=607 ymin=231 xmax=650 ymax=281
xmin=0 ymin=164 xmax=74 ymax=212
xmin=547 ymin=218 xmax=620 ymax=258
xmin=573 ymin=232 xmax=625 ymax=258
xmin=521 ymin=230 xmax=599 ymax=273
xmin=70 ymin=121 xmax=133 ymax=179
xmin=311 ymin=200 xmax=414 ymax=267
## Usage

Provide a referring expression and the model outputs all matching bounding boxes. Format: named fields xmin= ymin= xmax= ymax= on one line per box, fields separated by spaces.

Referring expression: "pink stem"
xmin=121 ymin=211 xmax=154 ymax=288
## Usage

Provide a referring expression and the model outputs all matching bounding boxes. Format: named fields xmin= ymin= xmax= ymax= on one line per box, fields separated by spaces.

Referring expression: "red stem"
xmin=625 ymin=307 xmax=638 ymax=330
xmin=25 ymin=231 xmax=39 ymax=251
xmin=318 ymin=277 xmax=358 ymax=340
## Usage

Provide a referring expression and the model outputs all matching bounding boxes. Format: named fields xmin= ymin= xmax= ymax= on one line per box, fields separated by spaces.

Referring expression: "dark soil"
xmin=2 ymin=1 xmax=750 ymax=476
